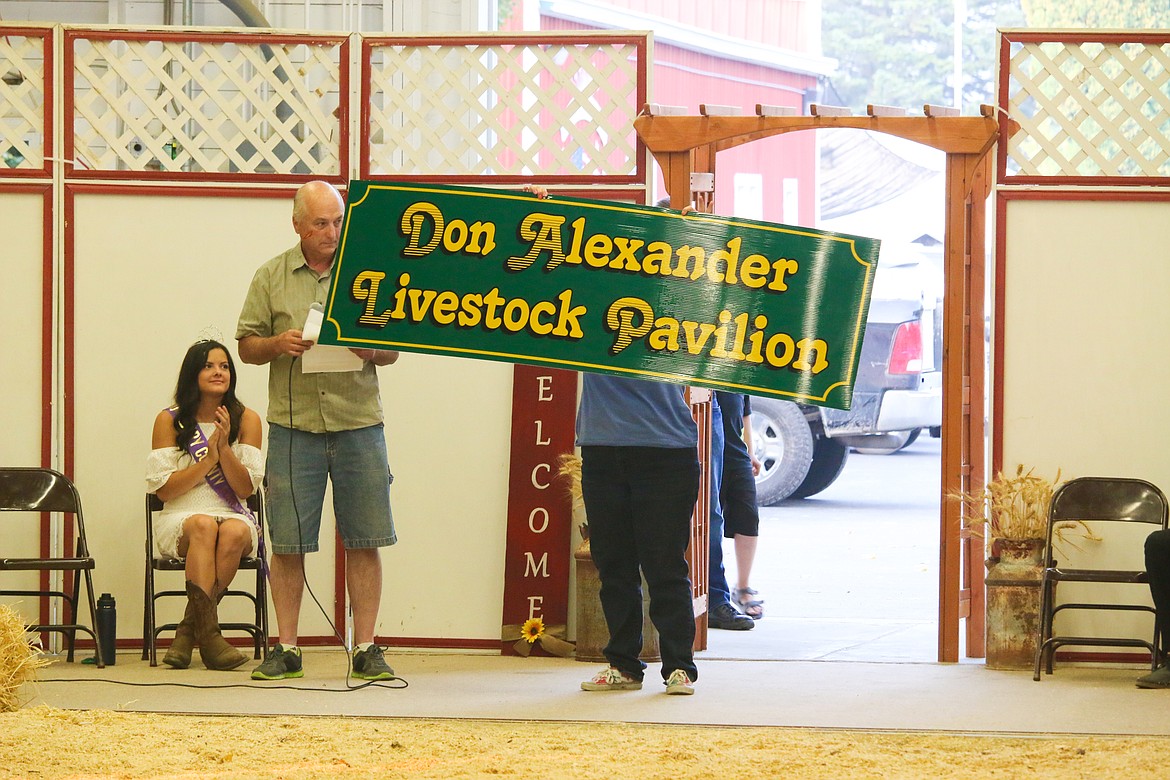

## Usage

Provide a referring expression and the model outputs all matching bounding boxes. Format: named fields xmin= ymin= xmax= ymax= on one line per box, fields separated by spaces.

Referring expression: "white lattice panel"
xmin=1006 ymin=36 xmax=1170 ymax=178
xmin=367 ymin=38 xmax=643 ymax=178
xmin=0 ymin=31 xmax=48 ymax=171
xmin=70 ymin=33 xmax=343 ymax=176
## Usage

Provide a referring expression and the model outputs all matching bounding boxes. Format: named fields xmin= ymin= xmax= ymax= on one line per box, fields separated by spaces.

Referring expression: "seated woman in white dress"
xmin=145 ymin=339 xmax=263 ymax=670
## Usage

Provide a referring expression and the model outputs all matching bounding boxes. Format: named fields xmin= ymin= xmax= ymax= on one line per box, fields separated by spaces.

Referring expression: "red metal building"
xmin=508 ymin=0 xmax=835 ymax=225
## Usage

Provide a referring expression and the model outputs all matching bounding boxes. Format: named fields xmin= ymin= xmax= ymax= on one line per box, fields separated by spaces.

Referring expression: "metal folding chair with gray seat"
xmin=0 ymin=467 xmax=105 ymax=667
xmin=142 ymin=491 xmax=269 ymax=666
xmin=1033 ymin=476 xmax=1169 ymax=681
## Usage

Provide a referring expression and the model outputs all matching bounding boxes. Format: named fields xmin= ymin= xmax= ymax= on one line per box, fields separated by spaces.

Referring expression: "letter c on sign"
xmin=531 ymin=463 xmax=550 ymax=489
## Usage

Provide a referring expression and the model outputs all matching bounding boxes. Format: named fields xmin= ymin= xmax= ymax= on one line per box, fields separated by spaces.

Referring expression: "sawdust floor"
xmin=2 ymin=706 xmax=1167 ymax=779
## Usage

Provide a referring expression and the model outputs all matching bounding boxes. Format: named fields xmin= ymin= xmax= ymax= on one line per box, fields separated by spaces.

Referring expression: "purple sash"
xmin=166 ymin=406 xmax=267 ymax=574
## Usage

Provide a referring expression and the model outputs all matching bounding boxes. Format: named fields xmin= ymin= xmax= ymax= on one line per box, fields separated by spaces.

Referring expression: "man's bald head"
xmin=292 ymin=181 xmax=345 ymax=268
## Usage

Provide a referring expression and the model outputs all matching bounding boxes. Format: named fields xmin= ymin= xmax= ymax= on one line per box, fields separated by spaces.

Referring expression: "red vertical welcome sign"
xmin=500 ymin=364 xmax=578 ymax=656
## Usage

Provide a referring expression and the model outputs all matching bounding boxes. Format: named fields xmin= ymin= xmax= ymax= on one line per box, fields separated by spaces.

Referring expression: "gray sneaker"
xmin=352 ymin=645 xmax=395 ymax=681
xmin=1136 ymin=665 xmax=1170 ymax=689
xmin=251 ymin=644 xmax=303 ymax=680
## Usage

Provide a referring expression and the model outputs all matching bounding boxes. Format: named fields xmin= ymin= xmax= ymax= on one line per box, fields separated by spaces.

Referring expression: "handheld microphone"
xmin=302 ymin=302 xmax=325 ymax=344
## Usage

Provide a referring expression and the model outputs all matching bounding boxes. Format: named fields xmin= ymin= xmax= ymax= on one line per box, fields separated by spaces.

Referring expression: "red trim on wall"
xmin=38 ymin=182 xmax=53 ymax=625
xmin=359 ymin=38 xmax=373 ymax=181
xmin=362 ymin=32 xmax=647 ymax=47
xmin=337 ymin=36 xmax=352 ymax=180
xmin=62 ymin=192 xmax=74 ymax=481
xmin=80 ymin=634 xmax=500 ymax=652
xmin=64 ymin=169 xmax=349 ymax=186
xmin=997 ymin=190 xmax=1170 ymax=203
xmin=62 ymin=182 xmax=300 ymax=199
xmin=995 ymin=33 xmax=1012 ymax=188
xmin=66 ymin=29 xmax=345 ymax=46
xmin=335 ymin=534 xmax=347 ymax=637
xmin=1002 ymin=30 xmax=1170 ymax=46
xmin=1002 ymin=174 xmax=1170 ymax=187
xmin=992 ymin=192 xmax=1007 ymax=475
xmin=1053 ymin=650 xmax=1152 ymax=666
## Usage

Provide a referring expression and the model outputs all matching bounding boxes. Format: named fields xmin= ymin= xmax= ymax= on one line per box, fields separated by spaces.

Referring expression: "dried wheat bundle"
xmin=556 ymin=453 xmax=584 ymax=512
xmin=556 ymin=453 xmax=589 ymax=540
xmin=0 ymin=604 xmax=48 ymax=712
xmin=955 ymin=464 xmax=1061 ymax=541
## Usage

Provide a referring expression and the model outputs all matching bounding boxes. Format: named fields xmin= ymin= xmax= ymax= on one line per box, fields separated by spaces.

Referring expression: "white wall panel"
xmin=68 ymin=189 xmax=513 ymax=645
xmin=1001 ymin=197 xmax=1170 ymax=647
xmin=71 ymin=191 xmax=291 ymax=638
xmin=1001 ymin=198 xmax=1170 ymax=490
xmin=0 ymin=190 xmax=48 ymax=618
xmin=0 ymin=191 xmax=45 ymax=467
xmin=381 ymin=353 xmax=512 ymax=639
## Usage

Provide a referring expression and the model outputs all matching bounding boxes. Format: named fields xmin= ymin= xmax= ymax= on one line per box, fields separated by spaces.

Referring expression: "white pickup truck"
xmin=750 ymin=246 xmax=943 ymax=504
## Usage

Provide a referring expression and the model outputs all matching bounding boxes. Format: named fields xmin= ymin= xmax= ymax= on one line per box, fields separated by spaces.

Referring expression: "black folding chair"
xmin=0 ymin=467 xmax=104 ymax=667
xmin=142 ymin=492 xmax=268 ymax=666
xmin=1033 ymin=476 xmax=1169 ymax=680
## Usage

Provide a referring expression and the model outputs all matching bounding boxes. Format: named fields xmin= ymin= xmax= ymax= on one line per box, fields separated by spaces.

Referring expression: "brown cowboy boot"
xmin=187 ymin=581 xmax=247 ymax=671
xmin=162 ymin=591 xmax=197 ymax=668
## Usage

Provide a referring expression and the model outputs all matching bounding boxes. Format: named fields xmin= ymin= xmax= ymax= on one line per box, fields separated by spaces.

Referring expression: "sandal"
xmin=732 ymin=587 xmax=765 ymax=620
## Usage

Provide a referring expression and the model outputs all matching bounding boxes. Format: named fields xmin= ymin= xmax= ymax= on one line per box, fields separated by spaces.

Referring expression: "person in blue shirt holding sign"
xmin=146 ymin=339 xmax=264 ymax=670
xmin=577 ymin=374 xmax=701 ymax=695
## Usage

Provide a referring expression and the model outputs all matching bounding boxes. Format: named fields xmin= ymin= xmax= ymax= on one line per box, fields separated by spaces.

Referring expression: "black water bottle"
xmin=96 ymin=592 xmax=117 ymax=665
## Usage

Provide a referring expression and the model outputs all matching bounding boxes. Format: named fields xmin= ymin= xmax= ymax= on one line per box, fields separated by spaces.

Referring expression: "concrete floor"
xmin=26 ymin=647 xmax=1170 ymax=736
xmin=708 ymin=435 xmax=945 ymax=664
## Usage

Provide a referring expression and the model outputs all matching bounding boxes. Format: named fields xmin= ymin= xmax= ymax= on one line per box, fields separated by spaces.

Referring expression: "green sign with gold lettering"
xmin=319 ymin=181 xmax=879 ymax=409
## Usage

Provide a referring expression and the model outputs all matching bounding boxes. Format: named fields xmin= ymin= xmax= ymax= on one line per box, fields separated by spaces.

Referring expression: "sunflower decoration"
xmin=520 ymin=617 xmax=546 ymax=644
xmin=505 ymin=617 xmax=574 ymax=657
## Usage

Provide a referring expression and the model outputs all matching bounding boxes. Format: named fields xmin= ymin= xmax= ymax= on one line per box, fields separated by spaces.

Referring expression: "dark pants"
xmin=708 ymin=401 xmax=732 ymax=608
xmin=720 ymin=450 xmax=760 ymax=538
xmin=1146 ymin=529 xmax=1170 ymax=661
xmin=582 ymin=445 xmax=700 ymax=683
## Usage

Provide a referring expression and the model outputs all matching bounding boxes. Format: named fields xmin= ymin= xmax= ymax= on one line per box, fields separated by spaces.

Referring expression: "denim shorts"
xmin=265 ymin=423 xmax=397 ymax=554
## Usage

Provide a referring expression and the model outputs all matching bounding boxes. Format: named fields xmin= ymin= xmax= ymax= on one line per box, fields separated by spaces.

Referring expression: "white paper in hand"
xmin=299 ymin=303 xmax=364 ymax=373
xmin=301 ymin=302 xmax=325 ymax=344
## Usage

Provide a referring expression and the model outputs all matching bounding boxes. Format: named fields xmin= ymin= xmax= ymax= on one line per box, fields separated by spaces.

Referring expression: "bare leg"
xmin=179 ymin=515 xmax=219 ymax=596
xmin=269 ymin=552 xmax=306 ymax=645
xmin=345 ymin=547 xmax=382 ymax=645
xmin=734 ymin=534 xmax=758 ymax=591
xmin=211 ymin=518 xmax=252 ymax=596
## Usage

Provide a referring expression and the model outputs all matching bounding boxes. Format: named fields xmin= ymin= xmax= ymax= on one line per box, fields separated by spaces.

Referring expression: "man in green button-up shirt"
xmin=236 ymin=180 xmax=399 ymax=682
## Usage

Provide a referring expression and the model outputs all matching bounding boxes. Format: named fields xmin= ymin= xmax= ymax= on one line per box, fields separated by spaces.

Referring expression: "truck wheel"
xmin=749 ymin=398 xmax=814 ymax=506
xmin=788 ymin=437 xmax=850 ymax=499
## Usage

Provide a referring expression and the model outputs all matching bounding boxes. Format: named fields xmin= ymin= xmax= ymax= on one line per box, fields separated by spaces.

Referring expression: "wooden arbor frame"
xmin=634 ymin=104 xmax=1000 ymax=662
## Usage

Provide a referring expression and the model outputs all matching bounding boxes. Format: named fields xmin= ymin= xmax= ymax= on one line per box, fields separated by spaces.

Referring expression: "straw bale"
xmin=0 ymin=603 xmax=49 ymax=712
